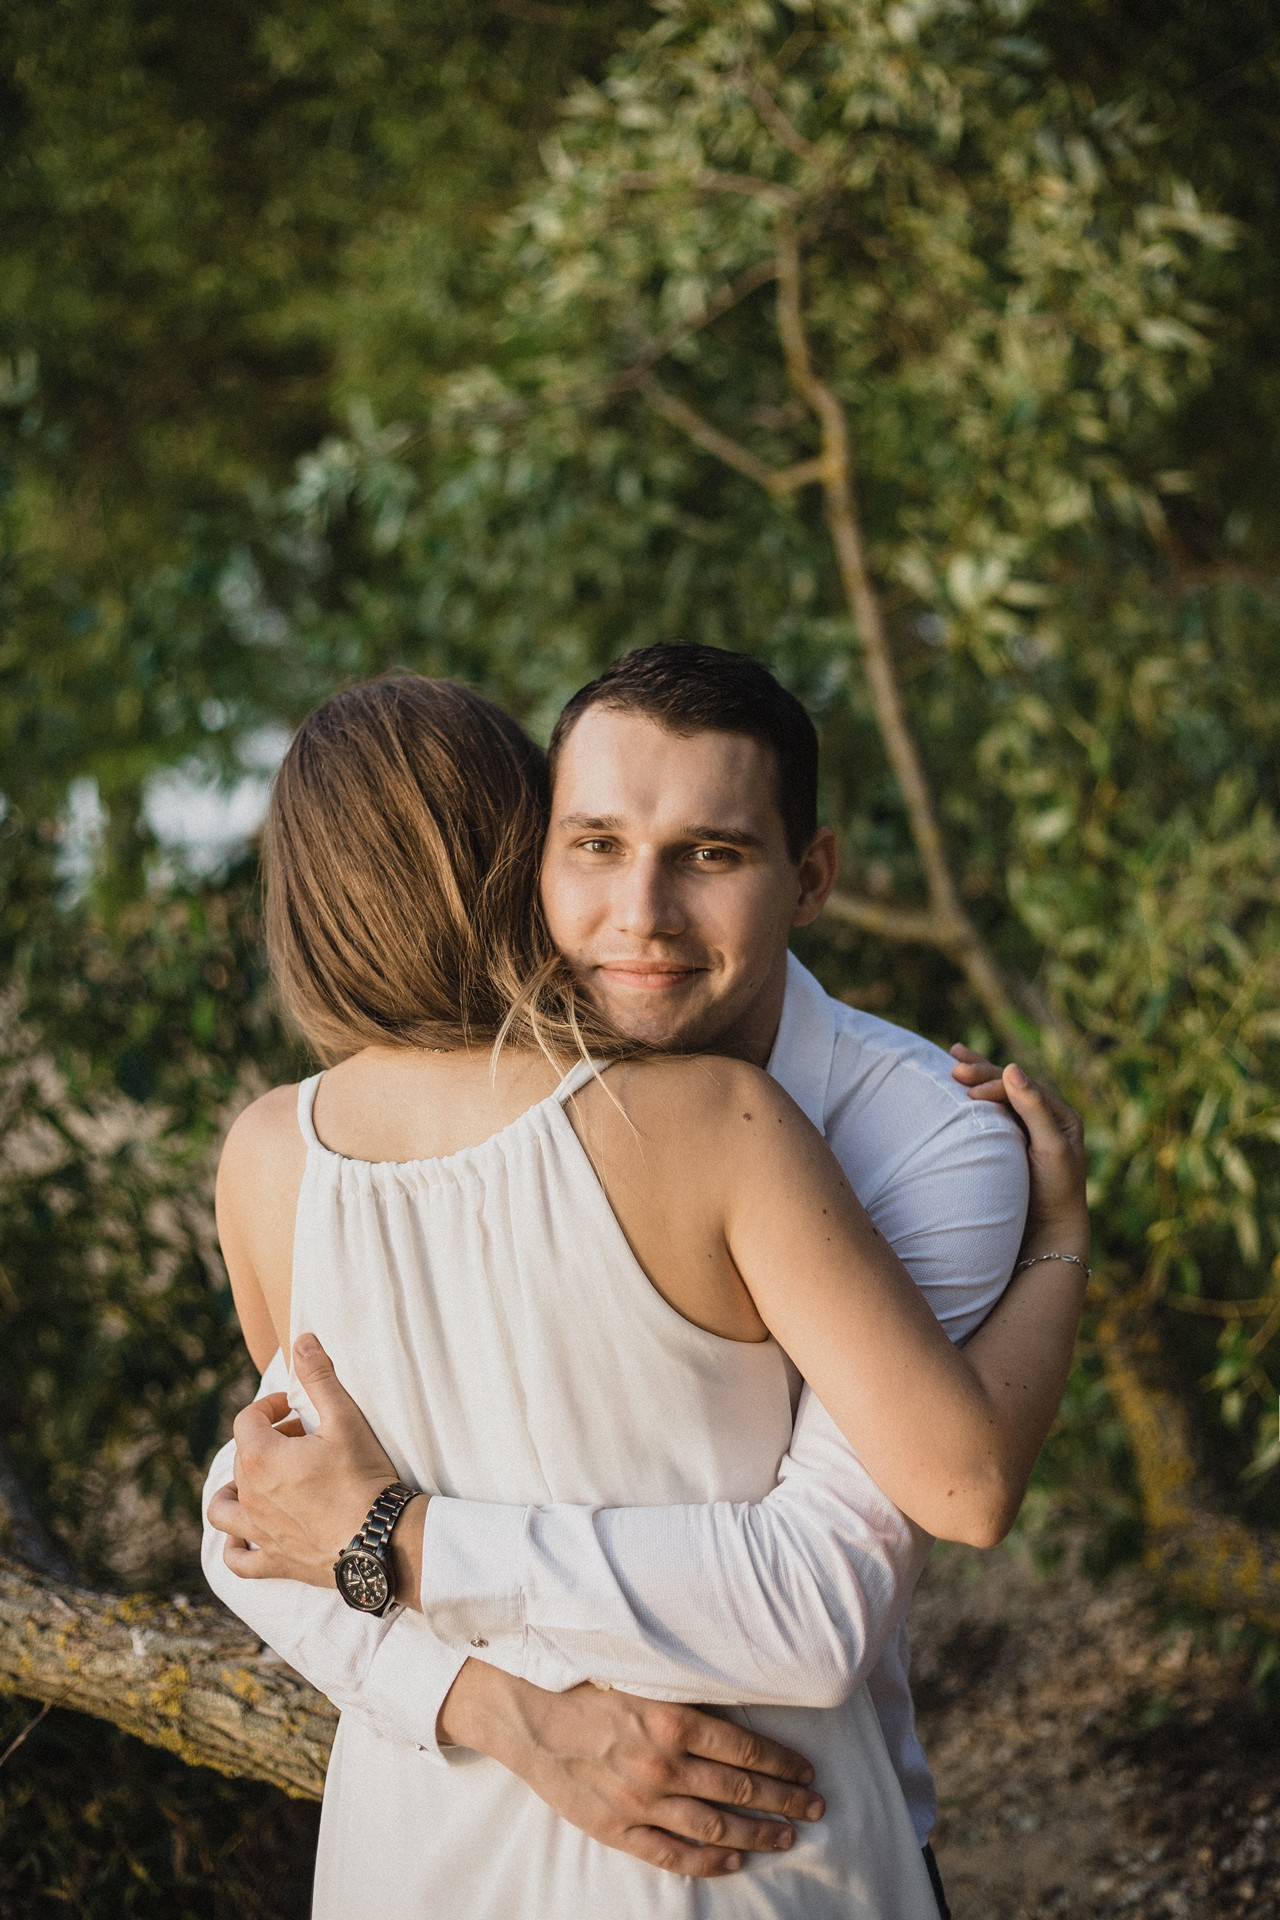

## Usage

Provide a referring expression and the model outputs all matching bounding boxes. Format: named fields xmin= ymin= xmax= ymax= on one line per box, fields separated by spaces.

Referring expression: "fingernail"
xmin=776 ymin=1826 xmax=794 ymax=1849
xmin=724 ymin=1854 xmax=742 ymax=1872
xmin=295 ymin=1333 xmax=319 ymax=1358
xmin=1006 ymin=1063 xmax=1028 ymax=1089
xmin=806 ymin=1797 xmax=825 ymax=1820
xmin=798 ymin=1763 xmax=815 ymax=1785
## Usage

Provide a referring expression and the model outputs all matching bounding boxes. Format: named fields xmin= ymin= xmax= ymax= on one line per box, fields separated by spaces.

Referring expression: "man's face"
xmin=541 ymin=707 xmax=836 ymax=1061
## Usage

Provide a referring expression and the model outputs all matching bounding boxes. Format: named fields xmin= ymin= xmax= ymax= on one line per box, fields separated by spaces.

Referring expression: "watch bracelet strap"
xmin=345 ymin=1481 xmax=418 ymax=1559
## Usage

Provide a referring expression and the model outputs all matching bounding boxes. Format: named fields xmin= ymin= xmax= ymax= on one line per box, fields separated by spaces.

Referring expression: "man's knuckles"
xmin=724 ymin=1767 xmax=761 ymax=1809
xmin=725 ymin=1731 xmax=766 ymax=1774
xmin=642 ymin=1836 xmax=720 ymax=1878
xmin=645 ymin=1703 xmax=692 ymax=1750
xmin=631 ymin=1748 xmax=679 ymax=1795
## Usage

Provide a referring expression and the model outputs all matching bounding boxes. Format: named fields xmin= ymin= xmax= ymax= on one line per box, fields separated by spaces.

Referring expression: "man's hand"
xmin=950 ymin=1043 xmax=1088 ymax=1256
xmin=208 ymin=1334 xmax=421 ymax=1591
xmin=440 ymin=1659 xmax=824 ymax=1879
xmin=209 ymin=1345 xmax=825 ymax=1881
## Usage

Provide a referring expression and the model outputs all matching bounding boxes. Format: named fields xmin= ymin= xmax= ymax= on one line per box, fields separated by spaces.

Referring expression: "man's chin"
xmin=588 ymin=992 xmax=727 ymax=1054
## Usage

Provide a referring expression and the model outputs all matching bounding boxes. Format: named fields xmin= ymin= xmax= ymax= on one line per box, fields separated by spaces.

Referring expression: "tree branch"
xmin=743 ymin=77 xmax=828 ymax=168
xmin=635 ymin=374 xmax=825 ymax=495
xmin=771 ymin=218 xmax=1022 ymax=1043
xmin=614 ymin=257 xmax=780 ymax=383
xmin=614 ymin=169 xmax=800 ymax=209
xmin=0 ymin=1555 xmax=335 ymax=1798
xmin=626 ymin=217 xmax=1022 ymax=1039
xmin=821 ymin=891 xmax=957 ymax=944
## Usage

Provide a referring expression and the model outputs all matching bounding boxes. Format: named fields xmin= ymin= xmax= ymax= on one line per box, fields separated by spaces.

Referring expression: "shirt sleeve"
xmin=852 ymin=1086 xmax=1030 ymax=1344
xmin=420 ymin=1387 xmax=930 ymax=1705
xmin=200 ymin=1353 xmax=470 ymax=1766
xmin=418 ymin=1066 xmax=1028 ymax=1700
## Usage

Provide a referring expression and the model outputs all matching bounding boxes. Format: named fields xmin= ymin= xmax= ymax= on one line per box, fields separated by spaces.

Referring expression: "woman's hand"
xmin=207 ymin=1335 xmax=423 ymax=1595
xmin=950 ymin=1044 xmax=1089 ymax=1262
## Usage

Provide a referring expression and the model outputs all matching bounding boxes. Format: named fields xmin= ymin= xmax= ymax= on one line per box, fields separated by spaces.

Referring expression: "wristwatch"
xmin=333 ymin=1481 xmax=419 ymax=1616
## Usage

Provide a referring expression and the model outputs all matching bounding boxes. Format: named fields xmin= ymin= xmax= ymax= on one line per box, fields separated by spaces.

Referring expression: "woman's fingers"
xmin=950 ymin=1042 xmax=1015 ymax=1101
xmin=949 ymin=1043 xmax=999 ymax=1083
xmin=952 ymin=1045 xmax=1086 ymax=1149
xmin=1002 ymin=1066 xmax=1084 ymax=1155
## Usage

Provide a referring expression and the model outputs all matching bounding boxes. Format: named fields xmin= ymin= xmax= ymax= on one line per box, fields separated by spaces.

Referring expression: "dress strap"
xmin=552 ymin=1057 xmax=614 ymax=1104
xmin=295 ymin=1072 xmax=326 ymax=1150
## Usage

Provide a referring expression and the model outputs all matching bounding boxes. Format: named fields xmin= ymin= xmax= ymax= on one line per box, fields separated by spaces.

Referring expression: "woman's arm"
xmin=214 ymin=1085 xmax=308 ymax=1371
xmin=713 ymin=1064 xmax=1085 ymax=1548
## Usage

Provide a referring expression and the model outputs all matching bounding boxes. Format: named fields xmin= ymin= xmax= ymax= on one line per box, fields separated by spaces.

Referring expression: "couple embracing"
xmin=203 ymin=643 xmax=1089 ymax=1918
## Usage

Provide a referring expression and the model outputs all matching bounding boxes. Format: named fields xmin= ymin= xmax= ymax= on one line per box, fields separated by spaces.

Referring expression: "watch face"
xmin=337 ymin=1548 xmax=390 ymax=1613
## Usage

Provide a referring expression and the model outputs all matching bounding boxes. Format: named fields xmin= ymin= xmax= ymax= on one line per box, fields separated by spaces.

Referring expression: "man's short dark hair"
xmin=549 ymin=643 xmax=818 ymax=862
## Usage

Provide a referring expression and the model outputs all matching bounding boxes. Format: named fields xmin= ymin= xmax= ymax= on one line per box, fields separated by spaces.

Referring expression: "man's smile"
xmin=593 ymin=961 xmax=710 ymax=992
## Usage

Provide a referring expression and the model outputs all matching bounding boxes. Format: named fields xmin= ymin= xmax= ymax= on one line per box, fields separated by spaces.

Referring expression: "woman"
xmin=212 ymin=674 xmax=1082 ymax=1918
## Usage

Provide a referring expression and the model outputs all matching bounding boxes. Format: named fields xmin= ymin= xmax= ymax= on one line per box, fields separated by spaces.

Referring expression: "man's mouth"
xmin=593 ymin=961 xmax=708 ymax=993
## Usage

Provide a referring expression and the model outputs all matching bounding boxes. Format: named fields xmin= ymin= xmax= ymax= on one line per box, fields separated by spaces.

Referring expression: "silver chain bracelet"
xmin=1012 ymin=1251 xmax=1092 ymax=1280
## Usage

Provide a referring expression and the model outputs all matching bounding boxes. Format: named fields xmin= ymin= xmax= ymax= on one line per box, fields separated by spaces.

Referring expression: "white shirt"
xmin=201 ymin=954 xmax=1027 ymax=1844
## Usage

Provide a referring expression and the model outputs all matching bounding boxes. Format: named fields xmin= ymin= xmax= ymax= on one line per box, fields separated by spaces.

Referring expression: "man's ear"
xmin=792 ymin=827 xmax=838 ymax=928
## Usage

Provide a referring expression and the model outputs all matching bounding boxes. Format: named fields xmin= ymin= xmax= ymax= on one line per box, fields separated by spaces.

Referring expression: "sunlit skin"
xmin=540 ymin=708 xmax=839 ymax=1064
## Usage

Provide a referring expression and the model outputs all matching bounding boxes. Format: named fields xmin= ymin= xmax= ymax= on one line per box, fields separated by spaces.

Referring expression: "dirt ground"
xmin=911 ymin=1546 xmax=1280 ymax=1919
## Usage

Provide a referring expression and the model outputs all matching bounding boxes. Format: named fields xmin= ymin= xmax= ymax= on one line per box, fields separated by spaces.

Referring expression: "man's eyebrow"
xmin=680 ymin=825 xmax=765 ymax=849
xmin=555 ymin=814 xmax=765 ymax=849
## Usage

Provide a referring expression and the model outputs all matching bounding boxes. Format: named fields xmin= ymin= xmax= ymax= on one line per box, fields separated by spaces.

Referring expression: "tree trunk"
xmin=0 ymin=1554 xmax=334 ymax=1799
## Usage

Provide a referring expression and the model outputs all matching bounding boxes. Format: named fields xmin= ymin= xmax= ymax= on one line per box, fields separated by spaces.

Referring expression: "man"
xmin=205 ymin=644 xmax=1088 ymax=1913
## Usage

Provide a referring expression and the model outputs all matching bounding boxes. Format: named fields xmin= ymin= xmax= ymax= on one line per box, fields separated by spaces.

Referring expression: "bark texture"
xmin=0 ymin=1553 xmax=334 ymax=1798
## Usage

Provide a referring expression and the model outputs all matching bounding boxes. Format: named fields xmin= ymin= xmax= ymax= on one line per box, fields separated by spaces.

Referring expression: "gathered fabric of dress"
xmin=290 ymin=1061 xmax=937 ymax=1920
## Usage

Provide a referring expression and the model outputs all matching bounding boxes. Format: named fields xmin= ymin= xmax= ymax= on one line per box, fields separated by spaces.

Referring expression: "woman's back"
xmin=284 ymin=1051 xmax=936 ymax=1920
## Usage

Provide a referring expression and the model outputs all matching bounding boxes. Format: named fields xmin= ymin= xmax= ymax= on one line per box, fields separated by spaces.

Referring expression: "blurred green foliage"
xmin=2 ymin=0 xmax=1280 ymax=1908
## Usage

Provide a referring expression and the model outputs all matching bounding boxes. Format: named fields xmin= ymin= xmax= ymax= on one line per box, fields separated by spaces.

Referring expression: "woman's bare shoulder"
xmin=218 ymin=1084 xmax=308 ymax=1192
xmin=607 ymin=1052 xmax=801 ymax=1139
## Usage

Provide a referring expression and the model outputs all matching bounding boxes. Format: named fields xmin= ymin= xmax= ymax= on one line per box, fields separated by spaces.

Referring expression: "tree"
xmin=4 ymin=0 xmax=1280 ymax=1812
xmin=253 ymin=0 xmax=1280 ymax=1617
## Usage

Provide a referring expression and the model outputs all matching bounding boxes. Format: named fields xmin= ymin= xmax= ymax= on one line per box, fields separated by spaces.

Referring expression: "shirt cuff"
xmin=358 ymin=1616 xmax=473 ymax=1769
xmin=420 ymin=1498 xmax=528 ymax=1669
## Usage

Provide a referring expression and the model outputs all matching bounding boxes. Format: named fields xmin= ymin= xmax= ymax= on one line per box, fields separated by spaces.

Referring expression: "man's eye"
xmin=579 ymin=839 xmax=614 ymax=855
xmin=689 ymin=846 xmax=735 ymax=865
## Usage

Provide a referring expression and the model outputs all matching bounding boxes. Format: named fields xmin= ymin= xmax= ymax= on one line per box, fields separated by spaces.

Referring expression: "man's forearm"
xmin=420 ymin=1389 xmax=929 ymax=1707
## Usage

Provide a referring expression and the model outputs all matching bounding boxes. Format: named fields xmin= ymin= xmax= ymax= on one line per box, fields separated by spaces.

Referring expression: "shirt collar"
xmin=766 ymin=951 xmax=838 ymax=1130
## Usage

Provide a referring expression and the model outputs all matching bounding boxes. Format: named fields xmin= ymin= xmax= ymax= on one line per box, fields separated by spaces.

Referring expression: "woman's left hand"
xmin=950 ymin=1043 xmax=1089 ymax=1262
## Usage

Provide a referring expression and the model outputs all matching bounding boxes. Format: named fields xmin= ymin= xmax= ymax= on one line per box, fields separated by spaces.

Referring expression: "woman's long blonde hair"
xmin=262 ymin=674 xmax=622 ymax=1067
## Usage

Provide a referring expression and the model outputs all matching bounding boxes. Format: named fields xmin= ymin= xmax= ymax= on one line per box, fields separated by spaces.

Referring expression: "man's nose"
xmin=614 ymin=854 xmax=686 ymax=938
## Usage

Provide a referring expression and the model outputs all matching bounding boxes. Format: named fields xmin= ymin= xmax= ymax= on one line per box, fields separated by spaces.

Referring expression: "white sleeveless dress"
xmin=290 ymin=1062 xmax=937 ymax=1920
